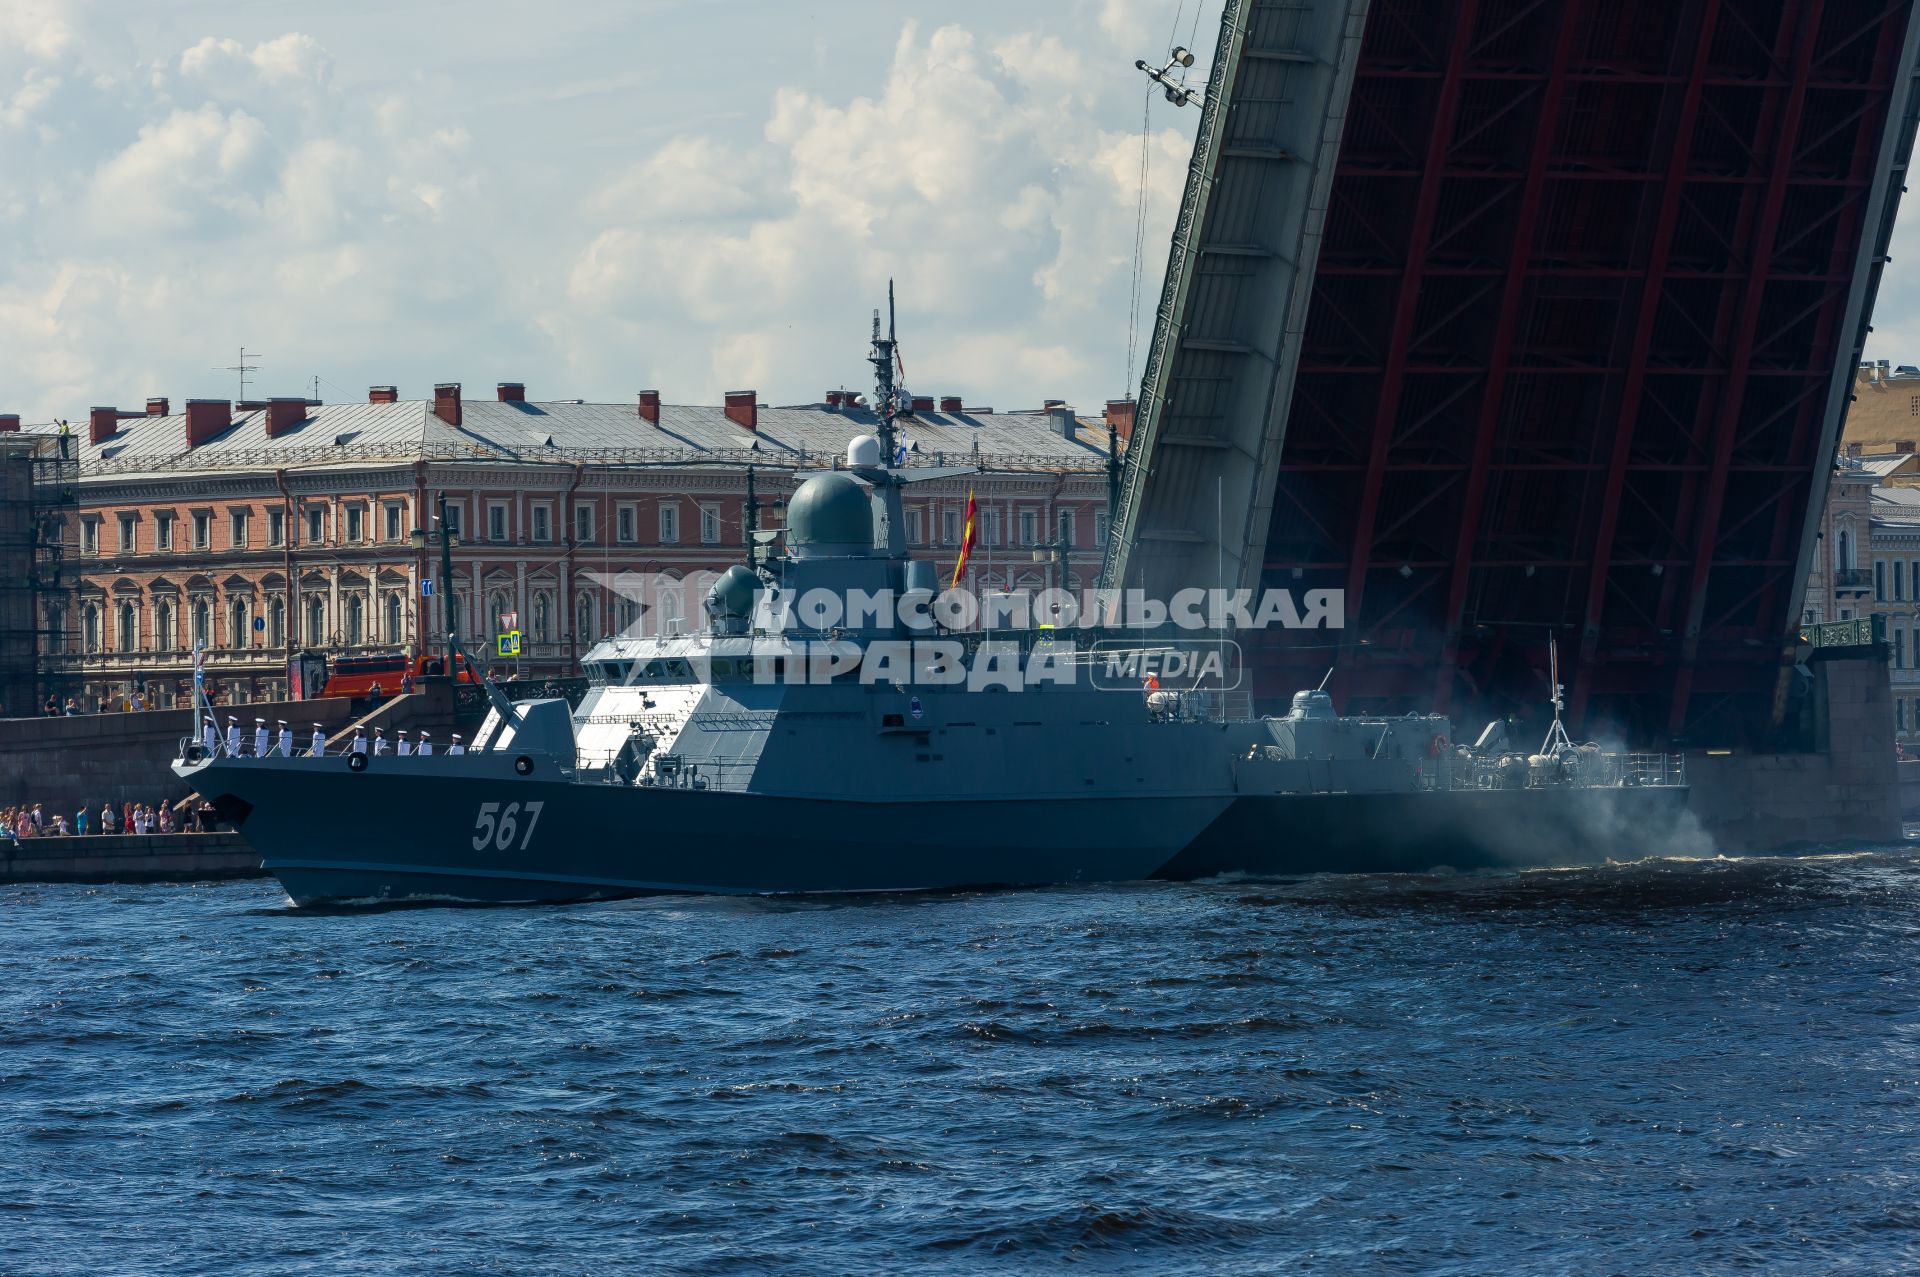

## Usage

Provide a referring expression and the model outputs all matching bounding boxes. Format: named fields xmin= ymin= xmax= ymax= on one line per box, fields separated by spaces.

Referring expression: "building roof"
xmin=24 ymin=397 xmax=1112 ymax=480
xmin=1871 ymin=487 xmax=1920 ymax=527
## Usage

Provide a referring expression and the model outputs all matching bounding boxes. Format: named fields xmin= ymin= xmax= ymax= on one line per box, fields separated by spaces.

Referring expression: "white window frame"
xmin=531 ymin=503 xmax=554 ymax=544
xmin=487 ymin=502 xmax=509 ymax=543
xmin=268 ymin=509 xmax=284 ymax=548
xmin=574 ymin=503 xmax=594 ymax=545
xmin=659 ymin=503 xmax=680 ymax=544
xmin=384 ymin=503 xmax=405 ymax=542
xmin=118 ymin=514 xmax=136 ymax=552
xmin=345 ymin=505 xmax=365 ymax=544
xmin=700 ymin=503 xmax=720 ymax=545
xmin=617 ymin=504 xmax=637 ymax=544
xmin=230 ymin=510 xmax=248 ymax=549
xmin=82 ymin=519 xmax=99 ymax=556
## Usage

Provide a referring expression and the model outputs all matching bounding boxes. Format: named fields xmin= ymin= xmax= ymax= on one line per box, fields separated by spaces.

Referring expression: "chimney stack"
xmin=1105 ymin=398 xmax=1138 ymax=443
xmin=185 ymin=399 xmax=230 ymax=448
xmin=1048 ymin=404 xmax=1078 ymax=440
xmin=911 ymin=395 xmax=934 ymax=413
xmin=433 ymin=383 xmax=462 ymax=427
xmin=638 ymin=390 xmax=660 ymax=424
xmin=497 ymin=382 xmax=526 ymax=402
xmin=0 ymin=415 xmax=19 ymax=433
xmin=266 ymin=398 xmax=307 ymax=438
xmin=939 ymin=396 xmax=962 ymax=414
xmin=89 ymin=407 xmax=119 ymax=446
xmin=725 ymin=390 xmax=758 ymax=432
xmin=146 ymin=397 xmax=170 ymax=417
xmin=369 ymin=385 xmax=399 ymax=404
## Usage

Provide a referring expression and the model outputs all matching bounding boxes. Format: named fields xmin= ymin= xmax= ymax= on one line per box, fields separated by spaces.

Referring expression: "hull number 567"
xmin=473 ymin=801 xmax=544 ymax=851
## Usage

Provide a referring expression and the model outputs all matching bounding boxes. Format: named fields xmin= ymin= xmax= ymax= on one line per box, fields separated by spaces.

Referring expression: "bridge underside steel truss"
xmin=1120 ymin=0 xmax=1920 ymax=747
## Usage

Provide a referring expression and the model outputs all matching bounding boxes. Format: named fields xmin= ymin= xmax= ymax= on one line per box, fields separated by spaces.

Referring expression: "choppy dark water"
xmin=6 ymin=853 xmax=1920 ymax=1275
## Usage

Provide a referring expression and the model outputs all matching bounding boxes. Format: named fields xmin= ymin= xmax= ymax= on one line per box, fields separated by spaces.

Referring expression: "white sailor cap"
xmin=374 ymin=727 xmax=385 ymax=735
xmin=420 ymin=730 xmax=431 ymax=737
xmin=255 ymin=717 xmax=265 ymax=723
xmin=227 ymin=715 xmax=238 ymax=722
xmin=312 ymin=722 xmax=324 ymax=728
xmin=452 ymin=733 xmax=461 ymax=741
xmin=277 ymin=719 xmax=287 ymax=725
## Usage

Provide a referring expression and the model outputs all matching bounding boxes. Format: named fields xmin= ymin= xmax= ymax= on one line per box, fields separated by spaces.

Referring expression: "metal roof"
xmin=24 ymin=399 xmax=1111 ymax=479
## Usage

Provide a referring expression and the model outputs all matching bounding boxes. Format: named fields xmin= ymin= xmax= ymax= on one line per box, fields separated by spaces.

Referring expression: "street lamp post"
xmin=408 ymin=492 xmax=461 ymax=675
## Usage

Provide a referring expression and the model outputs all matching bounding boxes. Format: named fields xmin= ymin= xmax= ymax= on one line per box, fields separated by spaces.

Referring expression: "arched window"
xmin=45 ymin=603 xmax=65 ymax=654
xmin=306 ymin=596 xmax=326 ymax=647
xmin=192 ymin=600 xmax=211 ymax=649
xmin=384 ymin=593 xmax=403 ymax=644
xmin=489 ymin=591 xmax=511 ymax=636
xmin=83 ymin=603 xmax=101 ymax=653
xmin=346 ymin=594 xmax=365 ymax=646
xmin=615 ymin=597 xmax=639 ymax=634
xmin=228 ymin=597 xmax=249 ymax=647
xmin=1838 ymin=526 xmax=1854 ymax=571
xmin=657 ymin=585 xmax=683 ymax=636
xmin=575 ymin=593 xmax=596 ymax=643
xmin=533 ymin=593 xmax=551 ymax=644
xmin=268 ymin=597 xmax=285 ymax=648
xmin=154 ymin=600 xmax=173 ymax=652
xmin=117 ymin=601 xmax=137 ymax=652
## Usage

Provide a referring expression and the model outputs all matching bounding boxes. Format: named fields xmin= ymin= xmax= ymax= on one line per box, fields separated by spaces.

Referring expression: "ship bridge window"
xmin=643 ymin=661 xmax=667 ymax=681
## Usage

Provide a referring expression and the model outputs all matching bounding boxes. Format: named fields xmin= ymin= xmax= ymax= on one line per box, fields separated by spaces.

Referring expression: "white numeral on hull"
xmin=472 ymin=800 xmax=545 ymax=852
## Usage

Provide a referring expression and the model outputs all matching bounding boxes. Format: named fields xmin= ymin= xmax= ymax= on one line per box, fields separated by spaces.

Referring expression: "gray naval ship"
xmin=173 ymin=330 xmax=1691 ymax=907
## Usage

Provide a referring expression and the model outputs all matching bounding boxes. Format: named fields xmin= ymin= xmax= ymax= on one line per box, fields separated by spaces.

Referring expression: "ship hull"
xmin=185 ymin=753 xmax=1701 ymax=906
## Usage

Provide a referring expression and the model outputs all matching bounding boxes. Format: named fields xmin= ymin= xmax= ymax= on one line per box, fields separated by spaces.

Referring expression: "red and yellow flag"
xmin=951 ymin=489 xmax=978 ymax=589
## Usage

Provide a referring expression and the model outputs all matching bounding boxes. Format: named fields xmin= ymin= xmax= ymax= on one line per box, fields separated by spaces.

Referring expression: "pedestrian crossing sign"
xmin=497 ymin=630 xmax=521 ymax=657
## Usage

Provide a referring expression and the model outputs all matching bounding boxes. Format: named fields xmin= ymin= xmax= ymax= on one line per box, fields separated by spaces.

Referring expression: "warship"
xmin=173 ymin=309 xmax=1692 ymax=907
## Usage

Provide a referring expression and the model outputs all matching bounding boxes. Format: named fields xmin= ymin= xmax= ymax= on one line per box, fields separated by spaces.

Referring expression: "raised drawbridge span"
xmin=1108 ymin=0 xmax=1920 ymax=746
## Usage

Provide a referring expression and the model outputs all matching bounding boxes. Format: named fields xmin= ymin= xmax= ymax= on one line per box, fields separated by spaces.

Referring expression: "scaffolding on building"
xmin=0 ymin=432 xmax=79 ymax=717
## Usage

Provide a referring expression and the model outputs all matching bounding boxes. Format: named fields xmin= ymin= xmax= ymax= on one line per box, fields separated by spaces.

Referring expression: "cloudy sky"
xmin=0 ymin=0 xmax=1223 ymax=422
xmin=7 ymin=0 xmax=1917 ymax=425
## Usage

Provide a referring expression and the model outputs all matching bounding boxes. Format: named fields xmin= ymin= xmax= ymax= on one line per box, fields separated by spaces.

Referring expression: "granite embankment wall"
xmin=0 ymin=833 xmax=264 ymax=885
xmin=1688 ymin=653 xmax=1902 ymax=851
xmin=0 ymin=684 xmax=458 ymax=821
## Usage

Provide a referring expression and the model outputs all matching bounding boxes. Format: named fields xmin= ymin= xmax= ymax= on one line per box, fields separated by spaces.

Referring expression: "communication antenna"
xmin=1539 ymin=635 xmax=1575 ymax=755
xmin=223 ymin=347 xmax=262 ymax=401
xmin=1135 ymin=45 xmax=1201 ymax=108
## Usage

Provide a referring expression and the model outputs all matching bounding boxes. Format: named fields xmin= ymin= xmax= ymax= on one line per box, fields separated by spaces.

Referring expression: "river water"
xmin=5 ymin=851 xmax=1920 ymax=1274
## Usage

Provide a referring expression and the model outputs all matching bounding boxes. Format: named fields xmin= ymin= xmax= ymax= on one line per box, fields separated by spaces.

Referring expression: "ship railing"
xmin=574 ymin=748 xmax=752 ymax=792
xmin=1419 ymin=750 xmax=1687 ymax=792
xmin=1145 ymin=688 xmax=1254 ymax=724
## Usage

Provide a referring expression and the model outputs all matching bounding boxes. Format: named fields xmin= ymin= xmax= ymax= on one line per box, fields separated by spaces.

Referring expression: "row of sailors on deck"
xmin=205 ymin=716 xmax=465 ymax=758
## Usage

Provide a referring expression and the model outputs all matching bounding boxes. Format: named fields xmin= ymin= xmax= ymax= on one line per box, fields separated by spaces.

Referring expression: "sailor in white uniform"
xmin=310 ymin=723 xmax=327 ymax=757
xmin=201 ymin=716 xmax=218 ymax=755
xmin=350 ymin=727 xmax=367 ymax=755
xmin=253 ymin=718 xmax=269 ymax=757
xmin=417 ymin=731 xmax=433 ymax=757
xmin=372 ymin=728 xmax=389 ymax=756
xmin=276 ymin=720 xmax=293 ymax=757
xmin=448 ymin=733 xmax=465 ymax=756
xmin=396 ymin=729 xmax=412 ymax=757
xmin=225 ymin=716 xmax=241 ymax=756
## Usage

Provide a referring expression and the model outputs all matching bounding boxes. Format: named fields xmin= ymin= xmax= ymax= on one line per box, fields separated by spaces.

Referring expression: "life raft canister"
xmin=1428 ymin=734 xmax=1450 ymax=757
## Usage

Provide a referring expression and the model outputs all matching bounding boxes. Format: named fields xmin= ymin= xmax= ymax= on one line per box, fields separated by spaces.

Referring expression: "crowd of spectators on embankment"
xmin=0 ymin=798 xmax=221 ymax=845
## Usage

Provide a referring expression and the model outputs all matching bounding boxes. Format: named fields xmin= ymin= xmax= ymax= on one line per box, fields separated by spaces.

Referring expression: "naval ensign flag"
xmin=951 ymin=489 xmax=978 ymax=590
